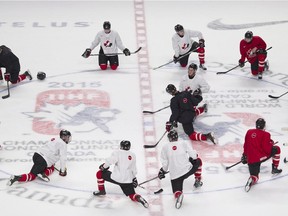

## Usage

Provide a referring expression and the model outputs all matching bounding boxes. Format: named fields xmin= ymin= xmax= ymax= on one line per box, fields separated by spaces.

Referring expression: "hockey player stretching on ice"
xmin=93 ymin=140 xmax=148 ymax=208
xmin=82 ymin=21 xmax=131 ymax=70
xmin=165 ymin=84 xmax=216 ymax=144
xmin=0 ymin=45 xmax=32 ymax=83
xmin=8 ymin=130 xmax=71 ymax=186
xmin=158 ymin=130 xmax=203 ymax=209
xmin=242 ymin=118 xmax=282 ymax=192
xmin=172 ymin=24 xmax=206 ymax=70
xmin=238 ymin=31 xmax=269 ymax=79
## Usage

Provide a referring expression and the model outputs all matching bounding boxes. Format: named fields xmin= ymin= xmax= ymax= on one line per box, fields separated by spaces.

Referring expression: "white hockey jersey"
xmin=89 ymin=30 xmax=125 ymax=54
xmin=178 ymin=73 xmax=210 ymax=93
xmin=172 ymin=29 xmax=204 ymax=57
xmin=103 ymin=149 xmax=137 ymax=184
xmin=37 ymin=137 xmax=67 ymax=171
xmin=160 ymin=140 xmax=197 ymax=180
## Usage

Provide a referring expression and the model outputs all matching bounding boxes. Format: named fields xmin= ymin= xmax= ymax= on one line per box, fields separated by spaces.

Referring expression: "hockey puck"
xmin=154 ymin=188 xmax=163 ymax=194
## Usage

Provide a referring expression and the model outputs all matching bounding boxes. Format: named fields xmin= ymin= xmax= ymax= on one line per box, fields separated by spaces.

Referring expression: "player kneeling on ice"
xmin=0 ymin=45 xmax=32 ymax=83
xmin=158 ymin=130 xmax=203 ymax=209
xmin=242 ymin=118 xmax=282 ymax=192
xmin=166 ymin=83 xmax=217 ymax=144
xmin=8 ymin=129 xmax=71 ymax=186
xmin=82 ymin=21 xmax=131 ymax=71
xmin=93 ymin=140 xmax=148 ymax=208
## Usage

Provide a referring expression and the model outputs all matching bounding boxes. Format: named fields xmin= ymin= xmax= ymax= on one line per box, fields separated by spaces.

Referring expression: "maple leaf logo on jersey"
xmin=104 ymin=40 xmax=112 ymax=47
xmin=181 ymin=43 xmax=189 ymax=50
xmin=23 ymin=89 xmax=120 ymax=135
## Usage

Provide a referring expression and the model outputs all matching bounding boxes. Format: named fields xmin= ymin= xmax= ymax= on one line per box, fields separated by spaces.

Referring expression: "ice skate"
xmin=258 ymin=73 xmax=262 ymax=80
xmin=93 ymin=190 xmax=106 ymax=196
xmin=194 ymin=179 xmax=203 ymax=188
xmin=7 ymin=175 xmax=21 ymax=186
xmin=202 ymin=103 xmax=208 ymax=113
xmin=271 ymin=165 xmax=282 ymax=175
xmin=205 ymin=132 xmax=217 ymax=144
xmin=245 ymin=177 xmax=253 ymax=192
xmin=199 ymin=64 xmax=207 ymax=70
xmin=264 ymin=60 xmax=269 ymax=71
xmin=24 ymin=70 xmax=33 ymax=80
xmin=37 ymin=173 xmax=50 ymax=182
xmin=175 ymin=193 xmax=184 ymax=209
xmin=136 ymin=195 xmax=149 ymax=208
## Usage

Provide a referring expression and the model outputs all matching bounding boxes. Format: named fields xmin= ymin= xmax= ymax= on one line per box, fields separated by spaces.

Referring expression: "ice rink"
xmin=1 ymin=0 xmax=288 ymax=215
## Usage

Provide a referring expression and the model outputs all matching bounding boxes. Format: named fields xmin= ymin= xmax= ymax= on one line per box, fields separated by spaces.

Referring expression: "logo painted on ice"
xmin=23 ymin=89 xmax=120 ymax=135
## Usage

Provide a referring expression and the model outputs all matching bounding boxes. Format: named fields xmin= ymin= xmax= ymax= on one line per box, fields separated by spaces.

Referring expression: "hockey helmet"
xmin=245 ymin=31 xmax=253 ymax=39
xmin=256 ymin=118 xmax=266 ymax=129
xmin=168 ymin=130 xmax=178 ymax=142
xmin=37 ymin=71 xmax=46 ymax=80
xmin=166 ymin=84 xmax=177 ymax=95
xmin=120 ymin=140 xmax=131 ymax=150
xmin=188 ymin=63 xmax=198 ymax=70
xmin=174 ymin=24 xmax=184 ymax=32
xmin=103 ymin=21 xmax=111 ymax=30
xmin=60 ymin=129 xmax=72 ymax=143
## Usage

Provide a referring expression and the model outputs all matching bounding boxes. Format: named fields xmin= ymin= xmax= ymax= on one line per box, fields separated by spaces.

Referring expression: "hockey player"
xmin=82 ymin=21 xmax=131 ymax=70
xmin=242 ymin=118 xmax=282 ymax=192
xmin=165 ymin=84 xmax=216 ymax=144
xmin=179 ymin=63 xmax=210 ymax=116
xmin=0 ymin=45 xmax=32 ymax=83
xmin=238 ymin=31 xmax=269 ymax=79
xmin=172 ymin=24 xmax=206 ymax=70
xmin=7 ymin=129 xmax=72 ymax=186
xmin=93 ymin=140 xmax=149 ymax=208
xmin=158 ymin=130 xmax=203 ymax=209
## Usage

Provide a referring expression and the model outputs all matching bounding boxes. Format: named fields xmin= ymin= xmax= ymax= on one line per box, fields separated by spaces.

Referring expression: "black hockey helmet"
xmin=188 ymin=63 xmax=198 ymax=70
xmin=37 ymin=71 xmax=46 ymax=80
xmin=256 ymin=118 xmax=266 ymax=129
xmin=174 ymin=24 xmax=184 ymax=32
xmin=166 ymin=84 xmax=177 ymax=95
xmin=60 ymin=129 xmax=72 ymax=143
xmin=120 ymin=140 xmax=131 ymax=150
xmin=245 ymin=31 xmax=253 ymax=39
xmin=103 ymin=21 xmax=111 ymax=30
xmin=168 ymin=130 xmax=178 ymax=142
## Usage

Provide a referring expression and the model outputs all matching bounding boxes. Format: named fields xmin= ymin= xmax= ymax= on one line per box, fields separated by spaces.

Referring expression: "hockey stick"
xmin=2 ymin=81 xmax=10 ymax=99
xmin=217 ymin=46 xmax=272 ymax=75
xmin=221 ymin=161 xmax=242 ymax=170
xmin=90 ymin=47 xmax=142 ymax=56
xmin=153 ymin=46 xmax=199 ymax=70
xmin=268 ymin=91 xmax=288 ymax=99
xmin=143 ymin=105 xmax=170 ymax=114
xmin=138 ymin=171 xmax=169 ymax=187
xmin=143 ymin=131 xmax=168 ymax=148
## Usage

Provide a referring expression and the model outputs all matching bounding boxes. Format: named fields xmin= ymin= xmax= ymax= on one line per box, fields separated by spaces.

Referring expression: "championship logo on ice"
xmin=23 ymin=89 xmax=120 ymax=135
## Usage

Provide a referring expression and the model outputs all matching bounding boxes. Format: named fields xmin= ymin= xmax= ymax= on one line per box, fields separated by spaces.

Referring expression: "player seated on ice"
xmin=93 ymin=140 xmax=148 ymax=208
xmin=165 ymin=83 xmax=217 ymax=144
xmin=241 ymin=118 xmax=282 ymax=192
xmin=0 ymin=45 xmax=32 ymax=83
xmin=8 ymin=129 xmax=72 ymax=186
xmin=238 ymin=31 xmax=269 ymax=80
xmin=158 ymin=130 xmax=203 ymax=209
xmin=82 ymin=21 xmax=131 ymax=71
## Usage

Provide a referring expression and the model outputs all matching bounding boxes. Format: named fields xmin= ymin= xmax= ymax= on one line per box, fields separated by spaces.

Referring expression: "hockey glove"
xmin=123 ymin=48 xmax=131 ymax=56
xmin=132 ymin=177 xmax=138 ymax=188
xmin=256 ymin=49 xmax=267 ymax=55
xmin=199 ymin=39 xmax=205 ymax=48
xmin=158 ymin=168 xmax=167 ymax=180
xmin=4 ymin=73 xmax=10 ymax=81
xmin=173 ymin=55 xmax=179 ymax=63
xmin=238 ymin=60 xmax=245 ymax=68
xmin=82 ymin=48 xmax=91 ymax=58
xmin=99 ymin=163 xmax=109 ymax=171
xmin=59 ymin=168 xmax=67 ymax=176
xmin=241 ymin=154 xmax=247 ymax=164
xmin=193 ymin=88 xmax=202 ymax=96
